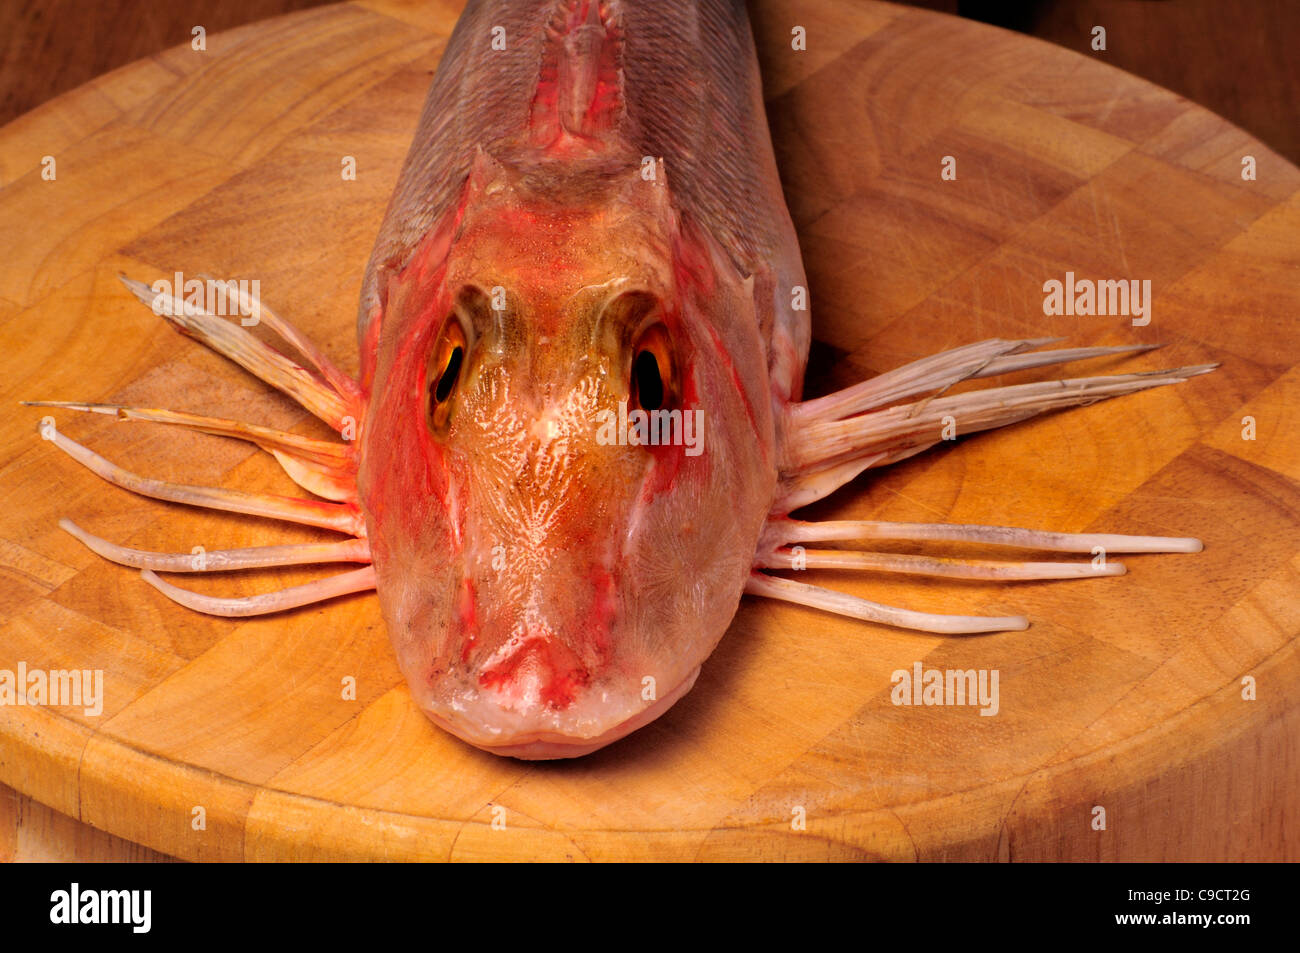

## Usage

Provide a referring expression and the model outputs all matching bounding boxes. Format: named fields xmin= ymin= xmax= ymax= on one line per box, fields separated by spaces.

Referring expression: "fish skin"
xmin=356 ymin=0 xmax=800 ymax=757
xmin=357 ymin=0 xmax=809 ymax=401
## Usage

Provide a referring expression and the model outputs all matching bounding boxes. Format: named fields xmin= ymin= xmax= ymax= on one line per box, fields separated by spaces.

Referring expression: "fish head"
xmin=358 ymin=154 xmax=776 ymax=758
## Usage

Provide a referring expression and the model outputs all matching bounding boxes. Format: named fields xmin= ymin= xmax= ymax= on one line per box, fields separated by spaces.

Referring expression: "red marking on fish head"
xmin=357 ymin=161 xmax=778 ymax=757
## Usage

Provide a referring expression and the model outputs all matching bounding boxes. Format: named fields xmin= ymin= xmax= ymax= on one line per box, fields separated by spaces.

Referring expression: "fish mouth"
xmin=417 ymin=665 xmax=701 ymax=760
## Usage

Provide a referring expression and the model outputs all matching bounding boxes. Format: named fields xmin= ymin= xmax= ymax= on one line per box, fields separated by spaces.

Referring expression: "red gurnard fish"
xmin=31 ymin=0 xmax=1212 ymax=758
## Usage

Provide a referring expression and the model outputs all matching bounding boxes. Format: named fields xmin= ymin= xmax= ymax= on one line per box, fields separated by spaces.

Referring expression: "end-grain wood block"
xmin=0 ymin=0 xmax=1296 ymax=861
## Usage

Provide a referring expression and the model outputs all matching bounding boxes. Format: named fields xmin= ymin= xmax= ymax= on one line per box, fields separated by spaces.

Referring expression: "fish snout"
xmin=416 ymin=648 xmax=701 ymax=761
xmin=475 ymin=622 xmax=597 ymax=710
xmin=404 ymin=564 xmax=699 ymax=758
xmin=467 ymin=558 xmax=618 ymax=692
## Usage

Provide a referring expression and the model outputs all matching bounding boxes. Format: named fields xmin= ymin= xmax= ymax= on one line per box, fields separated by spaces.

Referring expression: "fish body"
xmin=32 ymin=0 xmax=1213 ymax=761
xmin=357 ymin=0 xmax=806 ymax=756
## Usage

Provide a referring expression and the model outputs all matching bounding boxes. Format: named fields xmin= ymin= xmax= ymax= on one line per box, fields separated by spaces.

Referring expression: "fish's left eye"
xmin=630 ymin=322 xmax=676 ymax=412
xmin=427 ymin=316 xmax=468 ymax=436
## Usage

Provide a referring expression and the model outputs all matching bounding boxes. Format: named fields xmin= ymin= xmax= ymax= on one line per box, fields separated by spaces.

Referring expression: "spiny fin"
xmin=117 ymin=275 xmax=355 ymax=431
xmin=779 ymin=337 xmax=1216 ymax=510
xmin=531 ymin=0 xmax=625 ymax=145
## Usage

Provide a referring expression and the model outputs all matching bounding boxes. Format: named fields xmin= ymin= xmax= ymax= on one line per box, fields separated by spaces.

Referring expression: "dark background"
xmin=1 ymin=0 xmax=1297 ymax=164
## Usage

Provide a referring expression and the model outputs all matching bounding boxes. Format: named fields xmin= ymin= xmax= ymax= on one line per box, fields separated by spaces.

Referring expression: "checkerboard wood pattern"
xmin=0 ymin=0 xmax=1296 ymax=860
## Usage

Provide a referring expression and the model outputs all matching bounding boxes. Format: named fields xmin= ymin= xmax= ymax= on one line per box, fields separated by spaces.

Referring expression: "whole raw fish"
xmin=31 ymin=0 xmax=1211 ymax=758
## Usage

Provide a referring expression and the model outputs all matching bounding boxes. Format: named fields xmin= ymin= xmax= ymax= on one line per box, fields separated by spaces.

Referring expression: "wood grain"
xmin=1011 ymin=0 xmax=1300 ymax=168
xmin=0 ymin=0 xmax=1296 ymax=862
xmin=0 ymin=0 xmax=333 ymax=130
xmin=0 ymin=780 xmax=175 ymax=861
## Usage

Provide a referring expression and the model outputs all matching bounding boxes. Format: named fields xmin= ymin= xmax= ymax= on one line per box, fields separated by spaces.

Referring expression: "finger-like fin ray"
xmin=759 ymin=336 xmax=1213 ymax=632
xmin=22 ymin=402 xmax=351 ymax=467
xmin=769 ymin=519 xmax=1202 ymax=554
xmin=43 ymin=427 xmax=363 ymax=535
xmin=745 ymin=572 xmax=1028 ymax=634
xmin=757 ymin=547 xmax=1125 ymax=580
xmin=60 ymin=518 xmax=370 ymax=571
xmin=31 ymin=275 xmax=372 ymax=619
xmin=141 ymin=566 xmax=376 ymax=617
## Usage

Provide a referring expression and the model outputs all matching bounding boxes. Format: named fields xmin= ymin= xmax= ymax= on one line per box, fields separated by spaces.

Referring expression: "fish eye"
xmin=630 ymin=323 xmax=675 ymax=412
xmin=427 ymin=315 xmax=468 ymax=435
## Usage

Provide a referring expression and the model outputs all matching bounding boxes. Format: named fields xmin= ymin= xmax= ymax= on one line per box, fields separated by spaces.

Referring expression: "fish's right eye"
xmin=427 ymin=316 xmax=468 ymax=436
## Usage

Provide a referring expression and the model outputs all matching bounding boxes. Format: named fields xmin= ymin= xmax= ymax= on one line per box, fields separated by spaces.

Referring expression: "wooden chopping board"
xmin=0 ymin=0 xmax=1297 ymax=862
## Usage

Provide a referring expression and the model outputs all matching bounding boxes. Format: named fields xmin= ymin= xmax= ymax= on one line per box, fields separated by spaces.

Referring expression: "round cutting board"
xmin=0 ymin=0 xmax=1297 ymax=861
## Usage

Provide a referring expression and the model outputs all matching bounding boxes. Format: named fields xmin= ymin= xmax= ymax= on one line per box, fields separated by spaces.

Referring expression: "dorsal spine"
xmin=530 ymin=1 xmax=625 ymax=147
